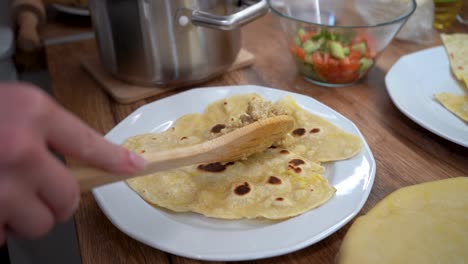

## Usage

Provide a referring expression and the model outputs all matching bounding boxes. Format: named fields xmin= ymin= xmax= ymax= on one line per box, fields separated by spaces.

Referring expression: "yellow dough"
xmin=338 ymin=177 xmax=468 ymax=264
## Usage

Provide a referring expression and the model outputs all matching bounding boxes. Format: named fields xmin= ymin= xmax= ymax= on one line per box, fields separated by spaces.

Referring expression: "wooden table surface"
xmin=43 ymin=12 xmax=468 ymax=264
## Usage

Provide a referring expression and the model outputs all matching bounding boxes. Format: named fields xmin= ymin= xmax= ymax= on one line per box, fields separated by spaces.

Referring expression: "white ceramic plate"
xmin=92 ymin=85 xmax=376 ymax=261
xmin=52 ymin=4 xmax=90 ymax=16
xmin=385 ymin=46 xmax=468 ymax=148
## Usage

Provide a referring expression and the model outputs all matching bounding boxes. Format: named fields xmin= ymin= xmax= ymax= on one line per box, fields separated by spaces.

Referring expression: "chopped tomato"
xmin=340 ymin=57 xmax=360 ymax=72
xmin=349 ymin=50 xmax=361 ymax=61
xmin=323 ymin=53 xmax=330 ymax=65
xmin=311 ymin=51 xmax=323 ymax=65
xmin=352 ymin=33 xmax=376 ymax=58
xmin=290 ymin=46 xmax=305 ymax=60
xmin=300 ymin=31 xmax=316 ymax=42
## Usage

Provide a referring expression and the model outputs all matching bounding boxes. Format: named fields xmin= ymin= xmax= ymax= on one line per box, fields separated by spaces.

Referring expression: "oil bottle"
xmin=433 ymin=0 xmax=462 ymax=29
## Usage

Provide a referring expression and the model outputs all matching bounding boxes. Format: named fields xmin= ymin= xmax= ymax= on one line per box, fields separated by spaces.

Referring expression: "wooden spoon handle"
xmin=73 ymin=115 xmax=295 ymax=193
xmin=73 ymin=147 xmax=211 ymax=193
xmin=74 ymin=167 xmax=122 ymax=193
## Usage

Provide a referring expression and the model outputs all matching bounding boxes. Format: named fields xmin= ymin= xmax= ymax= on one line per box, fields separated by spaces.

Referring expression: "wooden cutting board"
xmin=81 ymin=49 xmax=255 ymax=104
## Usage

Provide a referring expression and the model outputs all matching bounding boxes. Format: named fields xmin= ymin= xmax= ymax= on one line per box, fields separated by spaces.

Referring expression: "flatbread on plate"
xmin=434 ymin=92 xmax=468 ymax=122
xmin=124 ymin=94 xmax=362 ymax=220
xmin=440 ymin=33 xmax=468 ymax=90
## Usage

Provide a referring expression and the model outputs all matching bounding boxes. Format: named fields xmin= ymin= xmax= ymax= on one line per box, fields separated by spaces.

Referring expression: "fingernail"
xmin=128 ymin=151 xmax=147 ymax=171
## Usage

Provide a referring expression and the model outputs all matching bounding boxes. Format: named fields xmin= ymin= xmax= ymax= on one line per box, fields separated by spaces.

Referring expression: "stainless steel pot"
xmin=89 ymin=0 xmax=268 ymax=86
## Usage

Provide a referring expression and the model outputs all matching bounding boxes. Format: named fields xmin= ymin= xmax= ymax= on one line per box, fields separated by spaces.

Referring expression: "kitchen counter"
xmin=41 ymin=11 xmax=468 ymax=264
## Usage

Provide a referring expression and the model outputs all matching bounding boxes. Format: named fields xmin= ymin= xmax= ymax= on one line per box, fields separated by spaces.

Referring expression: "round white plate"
xmin=385 ymin=46 xmax=468 ymax=148
xmin=52 ymin=4 xmax=90 ymax=16
xmin=92 ymin=85 xmax=376 ymax=261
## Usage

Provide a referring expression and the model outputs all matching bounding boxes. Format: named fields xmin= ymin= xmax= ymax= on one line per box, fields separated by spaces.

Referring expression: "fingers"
xmin=31 ymin=147 xmax=80 ymax=222
xmin=0 ymin=180 xmax=10 ymax=246
xmin=0 ymin=143 xmax=78 ymax=242
xmin=0 ymin=179 xmax=53 ymax=240
xmin=0 ymin=83 xmax=98 ymax=242
xmin=0 ymin=227 xmax=4 ymax=247
xmin=8 ymin=194 xmax=55 ymax=239
xmin=44 ymin=102 xmax=146 ymax=174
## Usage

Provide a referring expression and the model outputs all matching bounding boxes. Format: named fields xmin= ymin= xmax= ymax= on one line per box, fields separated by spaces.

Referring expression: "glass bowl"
xmin=268 ymin=0 xmax=417 ymax=87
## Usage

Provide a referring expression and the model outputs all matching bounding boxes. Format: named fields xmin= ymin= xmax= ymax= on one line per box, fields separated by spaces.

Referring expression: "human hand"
xmin=0 ymin=82 xmax=146 ymax=245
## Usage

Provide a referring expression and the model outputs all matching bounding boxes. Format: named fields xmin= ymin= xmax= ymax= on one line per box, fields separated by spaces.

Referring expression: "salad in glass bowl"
xmin=269 ymin=0 xmax=416 ymax=87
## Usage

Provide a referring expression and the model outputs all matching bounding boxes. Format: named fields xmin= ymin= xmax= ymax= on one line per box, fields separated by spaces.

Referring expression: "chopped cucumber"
xmin=297 ymin=61 xmax=323 ymax=81
xmin=303 ymin=40 xmax=320 ymax=54
xmin=298 ymin=28 xmax=307 ymax=38
xmin=352 ymin=42 xmax=367 ymax=55
xmin=316 ymin=37 xmax=325 ymax=46
xmin=343 ymin=47 xmax=350 ymax=56
xmin=294 ymin=36 xmax=302 ymax=46
xmin=359 ymin=58 xmax=373 ymax=75
xmin=312 ymin=30 xmax=331 ymax=41
xmin=330 ymin=41 xmax=345 ymax=60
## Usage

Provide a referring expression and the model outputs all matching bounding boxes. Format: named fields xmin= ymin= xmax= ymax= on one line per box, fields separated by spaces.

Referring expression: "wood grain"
xmin=44 ymin=13 xmax=468 ymax=264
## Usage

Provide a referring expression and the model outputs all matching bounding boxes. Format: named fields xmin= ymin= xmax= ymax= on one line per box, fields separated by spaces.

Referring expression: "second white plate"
xmin=52 ymin=4 xmax=90 ymax=16
xmin=92 ymin=85 xmax=376 ymax=261
xmin=385 ymin=46 xmax=468 ymax=147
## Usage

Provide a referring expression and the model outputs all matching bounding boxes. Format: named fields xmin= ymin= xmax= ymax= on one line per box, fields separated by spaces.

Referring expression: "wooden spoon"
xmin=73 ymin=115 xmax=295 ymax=192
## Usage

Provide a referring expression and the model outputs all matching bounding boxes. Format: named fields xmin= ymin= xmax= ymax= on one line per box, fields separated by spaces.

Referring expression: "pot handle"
xmin=189 ymin=0 xmax=269 ymax=30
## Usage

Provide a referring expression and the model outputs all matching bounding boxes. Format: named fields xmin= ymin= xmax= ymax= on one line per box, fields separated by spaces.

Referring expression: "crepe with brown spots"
xmin=125 ymin=94 xmax=362 ymax=219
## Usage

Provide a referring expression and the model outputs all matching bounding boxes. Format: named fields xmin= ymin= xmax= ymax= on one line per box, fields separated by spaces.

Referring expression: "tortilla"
xmin=337 ymin=177 xmax=468 ymax=264
xmin=434 ymin=92 xmax=468 ymax=122
xmin=125 ymin=94 xmax=362 ymax=219
xmin=440 ymin=33 xmax=468 ymax=90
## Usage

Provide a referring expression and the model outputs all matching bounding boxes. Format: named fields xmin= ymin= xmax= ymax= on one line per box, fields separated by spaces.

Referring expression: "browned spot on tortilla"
xmin=180 ymin=136 xmax=188 ymax=140
xmin=288 ymin=165 xmax=302 ymax=173
xmin=140 ymin=150 xmax=146 ymax=154
xmin=458 ymin=66 xmax=464 ymax=70
xmin=198 ymin=162 xmax=234 ymax=172
xmin=288 ymin=159 xmax=305 ymax=173
xmin=279 ymin=149 xmax=290 ymax=155
xmin=223 ymin=101 xmax=228 ymax=105
xmin=268 ymin=176 xmax=282 ymax=185
xmin=276 ymin=197 xmax=284 ymax=201
xmin=234 ymin=182 xmax=251 ymax=195
xmin=289 ymin=159 xmax=305 ymax=166
xmin=211 ymin=124 xmax=226 ymax=134
xmin=269 ymin=145 xmax=278 ymax=149
xmin=292 ymin=128 xmax=306 ymax=136
xmin=310 ymin=128 xmax=320 ymax=133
